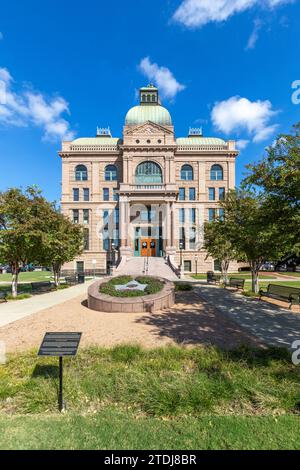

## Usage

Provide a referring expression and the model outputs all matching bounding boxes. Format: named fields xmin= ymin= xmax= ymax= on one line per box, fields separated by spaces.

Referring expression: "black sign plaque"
xmin=38 ymin=332 xmax=82 ymax=412
xmin=38 ymin=332 xmax=82 ymax=357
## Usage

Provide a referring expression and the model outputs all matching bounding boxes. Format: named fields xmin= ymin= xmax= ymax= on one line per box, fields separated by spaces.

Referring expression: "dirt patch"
xmin=0 ymin=291 xmax=261 ymax=353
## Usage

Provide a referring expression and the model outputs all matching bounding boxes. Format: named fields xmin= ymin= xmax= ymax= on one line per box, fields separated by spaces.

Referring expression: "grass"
xmin=99 ymin=276 xmax=164 ymax=297
xmin=0 ymin=271 xmax=52 ymax=283
xmin=0 ymin=345 xmax=299 ymax=449
xmin=243 ymin=280 xmax=300 ymax=297
xmin=0 ymin=280 xmax=69 ymax=301
xmin=0 ymin=413 xmax=299 ymax=450
xmin=1 ymin=345 xmax=299 ymax=416
xmin=192 ymin=272 xmax=278 ymax=280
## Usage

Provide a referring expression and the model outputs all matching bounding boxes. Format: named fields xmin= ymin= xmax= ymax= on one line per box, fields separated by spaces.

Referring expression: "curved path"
xmin=194 ymin=284 xmax=300 ymax=350
xmin=0 ymin=281 xmax=95 ymax=328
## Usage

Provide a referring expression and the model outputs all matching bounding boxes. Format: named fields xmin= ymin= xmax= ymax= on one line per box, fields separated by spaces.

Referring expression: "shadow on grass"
xmin=32 ymin=364 xmax=59 ymax=379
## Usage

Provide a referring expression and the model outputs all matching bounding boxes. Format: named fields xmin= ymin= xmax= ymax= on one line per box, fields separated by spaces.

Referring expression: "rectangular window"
xmin=103 ymin=230 xmax=109 ymax=251
xmin=208 ymin=208 xmax=216 ymax=222
xmin=103 ymin=210 xmax=109 ymax=225
xmin=219 ymin=208 xmax=225 ymax=221
xmin=179 ymin=227 xmax=186 ymax=250
xmin=179 ymin=188 xmax=185 ymax=201
xmin=113 ymin=189 xmax=119 ymax=201
xmin=219 ymin=187 xmax=225 ymax=200
xmin=83 ymin=188 xmax=90 ymax=202
xmin=73 ymin=209 xmax=79 ymax=224
xmin=209 ymin=188 xmax=215 ymax=201
xmin=184 ymin=260 xmax=192 ymax=272
xmin=114 ymin=208 xmax=119 ymax=225
xmin=73 ymin=188 xmax=79 ymax=202
xmin=76 ymin=261 xmax=84 ymax=273
xmin=103 ymin=188 xmax=109 ymax=201
xmin=190 ymin=208 xmax=196 ymax=224
xmin=83 ymin=228 xmax=89 ymax=251
xmin=189 ymin=227 xmax=196 ymax=250
xmin=179 ymin=208 xmax=185 ymax=224
xmin=83 ymin=209 xmax=89 ymax=224
xmin=189 ymin=188 xmax=196 ymax=201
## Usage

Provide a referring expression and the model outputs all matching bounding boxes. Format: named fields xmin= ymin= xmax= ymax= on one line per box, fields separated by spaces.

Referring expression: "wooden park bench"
xmin=259 ymin=284 xmax=300 ymax=310
xmin=65 ymin=276 xmax=78 ymax=286
xmin=227 ymin=278 xmax=245 ymax=291
xmin=0 ymin=291 xmax=8 ymax=302
xmin=31 ymin=281 xmax=56 ymax=294
xmin=207 ymin=271 xmax=222 ymax=285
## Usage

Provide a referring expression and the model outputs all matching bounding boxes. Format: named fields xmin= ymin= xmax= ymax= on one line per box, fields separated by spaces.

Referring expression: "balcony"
xmin=118 ymin=183 xmax=178 ymax=199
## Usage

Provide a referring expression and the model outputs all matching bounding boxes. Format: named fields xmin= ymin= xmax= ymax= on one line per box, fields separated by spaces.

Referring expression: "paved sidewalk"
xmin=194 ymin=285 xmax=300 ymax=350
xmin=0 ymin=281 xmax=95 ymax=328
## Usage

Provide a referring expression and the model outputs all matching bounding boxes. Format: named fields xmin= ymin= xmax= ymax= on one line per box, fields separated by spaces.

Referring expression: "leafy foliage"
xmin=243 ymin=122 xmax=300 ymax=254
xmin=99 ymin=276 xmax=164 ymax=297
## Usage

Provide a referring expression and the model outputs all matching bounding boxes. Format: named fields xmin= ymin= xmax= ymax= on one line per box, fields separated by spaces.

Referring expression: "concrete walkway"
xmin=194 ymin=284 xmax=300 ymax=350
xmin=0 ymin=280 xmax=95 ymax=328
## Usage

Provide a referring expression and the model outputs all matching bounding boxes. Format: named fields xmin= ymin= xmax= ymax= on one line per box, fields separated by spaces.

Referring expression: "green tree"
xmin=220 ymin=190 xmax=287 ymax=293
xmin=38 ymin=207 xmax=84 ymax=286
xmin=243 ymin=122 xmax=300 ymax=254
xmin=204 ymin=220 xmax=238 ymax=284
xmin=0 ymin=187 xmax=44 ymax=297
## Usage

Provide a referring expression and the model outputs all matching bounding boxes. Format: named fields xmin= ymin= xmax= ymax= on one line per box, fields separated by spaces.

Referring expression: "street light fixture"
xmin=195 ymin=255 xmax=198 ymax=276
xmin=179 ymin=241 xmax=183 ymax=267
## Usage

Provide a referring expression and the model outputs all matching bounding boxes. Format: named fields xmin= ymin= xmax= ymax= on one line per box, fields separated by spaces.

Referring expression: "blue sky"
xmin=0 ymin=0 xmax=299 ymax=201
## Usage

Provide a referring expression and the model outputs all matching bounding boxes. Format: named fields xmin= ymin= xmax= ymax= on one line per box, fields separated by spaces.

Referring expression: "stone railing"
xmin=70 ymin=145 xmax=119 ymax=152
xmin=176 ymin=145 xmax=228 ymax=152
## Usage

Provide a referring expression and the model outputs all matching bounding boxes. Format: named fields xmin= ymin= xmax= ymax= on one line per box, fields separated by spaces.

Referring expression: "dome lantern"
xmin=125 ymin=85 xmax=172 ymax=126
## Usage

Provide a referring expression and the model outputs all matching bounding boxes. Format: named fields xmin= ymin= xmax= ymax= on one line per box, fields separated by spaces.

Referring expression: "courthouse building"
xmin=59 ymin=85 xmax=238 ymax=274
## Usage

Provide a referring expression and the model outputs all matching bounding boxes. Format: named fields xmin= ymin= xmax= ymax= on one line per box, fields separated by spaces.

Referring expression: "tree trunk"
xmin=221 ymin=260 xmax=230 ymax=285
xmin=250 ymin=262 xmax=261 ymax=294
xmin=52 ymin=264 xmax=61 ymax=287
xmin=11 ymin=264 xmax=19 ymax=298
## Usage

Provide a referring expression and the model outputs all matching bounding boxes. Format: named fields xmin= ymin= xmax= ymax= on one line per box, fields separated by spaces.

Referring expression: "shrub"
xmin=99 ymin=276 xmax=164 ymax=297
xmin=175 ymin=282 xmax=193 ymax=292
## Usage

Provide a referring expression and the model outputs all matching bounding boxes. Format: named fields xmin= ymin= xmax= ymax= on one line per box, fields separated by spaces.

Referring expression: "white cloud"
xmin=236 ymin=139 xmax=250 ymax=150
xmin=0 ymin=67 xmax=75 ymax=141
xmin=138 ymin=57 xmax=185 ymax=100
xmin=173 ymin=0 xmax=294 ymax=28
xmin=246 ymin=18 xmax=263 ymax=50
xmin=211 ymin=96 xmax=278 ymax=143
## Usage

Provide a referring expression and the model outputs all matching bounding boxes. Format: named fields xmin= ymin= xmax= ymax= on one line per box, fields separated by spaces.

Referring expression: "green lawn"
xmin=192 ymin=272 xmax=278 ymax=280
xmin=0 ymin=271 xmax=52 ymax=283
xmin=278 ymin=272 xmax=300 ymax=278
xmin=0 ymin=413 xmax=299 ymax=450
xmin=0 ymin=345 xmax=299 ymax=449
xmin=244 ymin=280 xmax=300 ymax=295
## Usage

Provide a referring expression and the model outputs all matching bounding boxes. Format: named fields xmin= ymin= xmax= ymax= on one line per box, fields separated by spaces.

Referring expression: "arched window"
xmin=210 ymin=164 xmax=223 ymax=181
xmin=152 ymin=94 xmax=156 ymax=102
xmin=135 ymin=161 xmax=163 ymax=184
xmin=142 ymin=94 xmax=146 ymax=102
xmin=105 ymin=165 xmax=117 ymax=181
xmin=180 ymin=165 xmax=193 ymax=181
xmin=75 ymin=165 xmax=88 ymax=181
xmin=147 ymin=94 xmax=151 ymax=102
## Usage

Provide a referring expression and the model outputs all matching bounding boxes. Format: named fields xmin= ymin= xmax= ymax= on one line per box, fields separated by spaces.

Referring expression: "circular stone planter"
xmin=88 ymin=277 xmax=175 ymax=313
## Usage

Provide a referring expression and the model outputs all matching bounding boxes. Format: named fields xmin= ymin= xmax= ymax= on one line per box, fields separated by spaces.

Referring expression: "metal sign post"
xmin=38 ymin=332 xmax=82 ymax=412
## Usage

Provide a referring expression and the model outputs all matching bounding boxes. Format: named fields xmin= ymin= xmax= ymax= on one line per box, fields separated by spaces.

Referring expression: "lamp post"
xmin=195 ymin=255 xmax=198 ymax=276
xmin=92 ymin=259 xmax=97 ymax=279
xmin=179 ymin=241 xmax=183 ymax=267
xmin=111 ymin=242 xmax=116 ymax=267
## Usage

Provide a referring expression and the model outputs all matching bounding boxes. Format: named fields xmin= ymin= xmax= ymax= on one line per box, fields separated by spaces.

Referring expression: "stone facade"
xmin=59 ymin=85 xmax=239 ymax=274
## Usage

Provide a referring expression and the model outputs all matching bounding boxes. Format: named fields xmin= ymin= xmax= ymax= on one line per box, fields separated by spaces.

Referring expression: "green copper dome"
xmin=125 ymin=105 xmax=172 ymax=126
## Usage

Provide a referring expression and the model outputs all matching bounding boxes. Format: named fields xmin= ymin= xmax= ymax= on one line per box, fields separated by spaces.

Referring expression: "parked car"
xmin=261 ymin=262 xmax=275 ymax=271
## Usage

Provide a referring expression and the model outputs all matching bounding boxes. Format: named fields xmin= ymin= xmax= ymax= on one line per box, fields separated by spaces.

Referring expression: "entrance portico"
xmin=118 ymin=187 xmax=177 ymax=259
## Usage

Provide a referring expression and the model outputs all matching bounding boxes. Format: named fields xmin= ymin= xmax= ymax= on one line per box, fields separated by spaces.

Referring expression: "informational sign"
xmin=38 ymin=332 xmax=82 ymax=357
xmin=38 ymin=332 xmax=82 ymax=412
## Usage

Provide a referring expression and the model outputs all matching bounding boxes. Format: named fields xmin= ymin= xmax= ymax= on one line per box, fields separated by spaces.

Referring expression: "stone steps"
xmin=116 ymin=257 xmax=179 ymax=281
